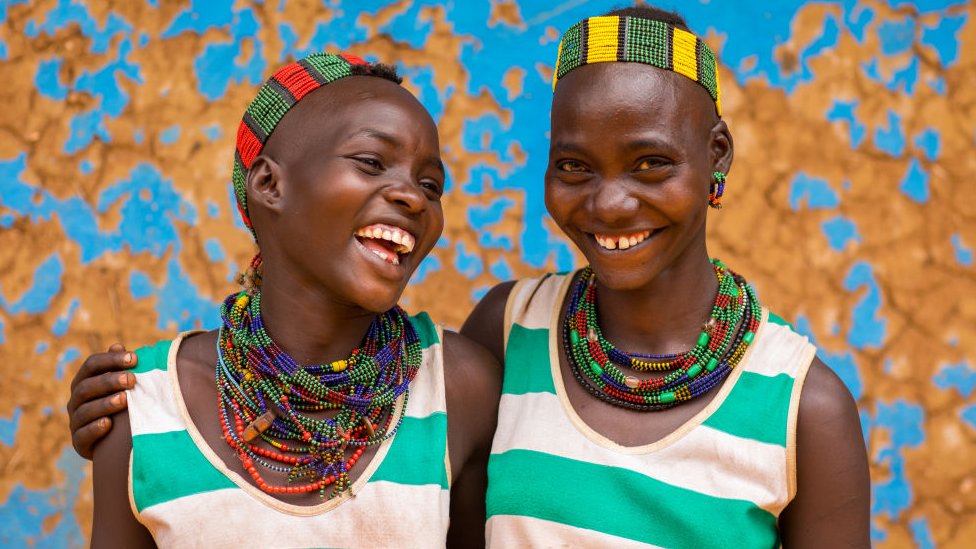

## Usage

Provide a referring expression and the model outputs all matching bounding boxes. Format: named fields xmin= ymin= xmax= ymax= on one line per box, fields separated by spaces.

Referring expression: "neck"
xmin=595 ymin=249 xmax=718 ymax=354
xmin=254 ymin=267 xmax=381 ymax=365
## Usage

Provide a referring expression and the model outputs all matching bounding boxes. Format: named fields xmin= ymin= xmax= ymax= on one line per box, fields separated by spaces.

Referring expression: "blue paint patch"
xmin=871 ymin=400 xmax=925 ymax=522
xmin=152 ymin=258 xmax=219 ymax=331
xmin=888 ymin=56 xmax=919 ymax=93
xmin=490 ymin=257 xmax=514 ymax=281
xmin=55 ymin=347 xmax=81 ymax=381
xmin=821 ymin=216 xmax=861 ymax=251
xmin=139 ymin=31 xmax=149 ymax=47
xmin=133 ymin=128 xmax=144 ymax=144
xmin=1 ymin=214 xmax=14 ymax=228
xmin=788 ymin=172 xmax=839 ymax=210
xmin=207 ymin=200 xmax=221 ymax=218
xmin=0 ymin=0 xmax=29 ymax=25
xmin=412 ymin=254 xmax=441 ymax=284
xmin=861 ymin=58 xmax=882 ymax=82
xmin=928 ymin=76 xmax=946 ymax=95
xmin=35 ymin=340 xmax=48 ymax=354
xmin=913 ymin=128 xmax=940 ymax=161
xmin=0 ymin=407 xmax=21 ymax=446
xmin=877 ymin=17 xmax=914 ymax=56
xmin=278 ymin=22 xmax=300 ymax=62
xmin=471 ymin=285 xmax=490 ymax=301
xmin=874 ymin=110 xmax=904 ymax=156
xmin=899 ymin=158 xmax=930 ymax=203
xmin=192 ymin=7 xmax=266 ymax=100
xmin=129 ymin=271 xmax=153 ymax=300
xmin=934 ymin=361 xmax=976 ymax=398
xmin=51 ymin=298 xmax=80 ymax=337
xmin=203 ymin=124 xmax=222 ymax=141
xmin=963 ymin=404 xmax=976 ymax=430
xmin=0 ymin=447 xmax=87 ymax=547
xmin=79 ymin=159 xmax=94 ymax=175
xmin=826 ymin=100 xmax=866 ymax=147
xmin=792 ymin=313 xmax=815 ymax=342
xmin=0 ymin=40 xmax=6 ymax=60
xmin=204 ymin=239 xmax=226 ymax=262
xmin=951 ymin=234 xmax=973 ymax=266
xmin=35 ymin=57 xmax=68 ymax=100
xmin=454 ymin=242 xmax=483 ymax=278
xmin=822 ymin=350 xmax=863 ymax=400
xmin=921 ymin=13 xmax=967 ymax=66
xmin=33 ymin=1 xmax=133 ymax=54
xmin=843 ymin=262 xmax=887 ymax=349
xmin=551 ymin=240 xmax=576 ymax=273
xmin=64 ymin=37 xmax=143 ymax=153
xmin=160 ymin=125 xmax=181 ymax=145
xmin=162 ymin=0 xmax=234 ymax=37
xmin=909 ymin=518 xmax=935 ymax=549
xmin=775 ymin=13 xmax=839 ymax=93
xmin=845 ymin=5 xmax=873 ymax=42
xmin=0 ymin=254 xmax=63 ymax=315
xmin=468 ymin=197 xmax=514 ymax=229
xmin=0 ymin=316 xmax=5 ymax=344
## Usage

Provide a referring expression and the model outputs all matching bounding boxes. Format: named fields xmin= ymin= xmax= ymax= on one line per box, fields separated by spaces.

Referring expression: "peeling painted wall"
xmin=0 ymin=0 xmax=974 ymax=546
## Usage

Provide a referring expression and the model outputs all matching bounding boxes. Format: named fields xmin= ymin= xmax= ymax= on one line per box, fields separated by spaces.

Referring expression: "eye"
xmin=557 ymin=160 xmax=589 ymax=173
xmin=352 ymin=156 xmax=384 ymax=173
xmin=419 ymin=178 xmax=444 ymax=198
xmin=635 ymin=157 xmax=668 ymax=171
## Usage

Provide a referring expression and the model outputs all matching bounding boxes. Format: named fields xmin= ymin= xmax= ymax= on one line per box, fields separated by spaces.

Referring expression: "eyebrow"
xmin=551 ymin=136 xmax=678 ymax=155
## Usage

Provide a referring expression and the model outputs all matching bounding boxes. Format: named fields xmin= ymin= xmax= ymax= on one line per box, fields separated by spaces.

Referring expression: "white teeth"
xmin=392 ymin=232 xmax=403 ymax=245
xmin=382 ymin=230 xmax=393 ymax=241
xmin=594 ymin=230 xmax=654 ymax=251
xmin=355 ymin=224 xmax=416 ymax=255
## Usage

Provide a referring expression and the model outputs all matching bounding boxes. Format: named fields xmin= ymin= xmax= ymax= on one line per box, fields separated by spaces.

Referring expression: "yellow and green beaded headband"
xmin=552 ymin=15 xmax=722 ymax=117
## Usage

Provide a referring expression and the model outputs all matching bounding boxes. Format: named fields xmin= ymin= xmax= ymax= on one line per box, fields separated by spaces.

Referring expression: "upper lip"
xmin=354 ymin=221 xmax=418 ymax=255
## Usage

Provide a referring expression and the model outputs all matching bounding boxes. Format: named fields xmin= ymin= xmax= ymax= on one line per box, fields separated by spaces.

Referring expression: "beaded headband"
xmin=233 ymin=52 xmax=369 ymax=237
xmin=552 ymin=16 xmax=722 ymax=116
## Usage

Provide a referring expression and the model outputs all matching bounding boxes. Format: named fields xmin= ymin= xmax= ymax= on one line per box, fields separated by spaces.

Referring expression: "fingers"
xmin=107 ymin=343 xmax=126 ymax=353
xmin=70 ymin=392 xmax=128 ymax=433
xmin=67 ymin=371 xmax=135 ymax=419
xmin=70 ymin=349 xmax=136 ymax=392
xmin=72 ymin=417 xmax=112 ymax=461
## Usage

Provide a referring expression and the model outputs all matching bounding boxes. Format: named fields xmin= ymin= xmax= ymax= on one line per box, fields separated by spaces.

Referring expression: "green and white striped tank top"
xmin=486 ymin=273 xmax=816 ymax=548
xmin=126 ymin=312 xmax=450 ymax=549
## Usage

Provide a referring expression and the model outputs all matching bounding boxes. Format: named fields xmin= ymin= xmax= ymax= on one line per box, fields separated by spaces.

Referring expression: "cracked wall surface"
xmin=0 ymin=0 xmax=973 ymax=546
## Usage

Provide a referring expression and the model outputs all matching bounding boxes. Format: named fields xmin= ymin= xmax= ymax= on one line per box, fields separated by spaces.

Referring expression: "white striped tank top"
xmin=126 ymin=312 xmax=450 ymax=549
xmin=486 ymin=272 xmax=816 ymax=548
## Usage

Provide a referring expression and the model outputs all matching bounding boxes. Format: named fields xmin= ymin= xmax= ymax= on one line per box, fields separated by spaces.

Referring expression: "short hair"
xmin=604 ymin=4 xmax=692 ymax=32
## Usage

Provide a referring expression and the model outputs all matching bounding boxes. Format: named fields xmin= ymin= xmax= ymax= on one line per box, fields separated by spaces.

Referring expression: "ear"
xmin=710 ymin=120 xmax=734 ymax=176
xmin=246 ymin=155 xmax=285 ymax=215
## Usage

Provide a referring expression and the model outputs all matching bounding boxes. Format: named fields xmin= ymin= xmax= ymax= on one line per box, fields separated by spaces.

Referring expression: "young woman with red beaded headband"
xmin=83 ymin=52 xmax=500 ymax=548
xmin=459 ymin=5 xmax=870 ymax=547
xmin=71 ymin=5 xmax=869 ymax=548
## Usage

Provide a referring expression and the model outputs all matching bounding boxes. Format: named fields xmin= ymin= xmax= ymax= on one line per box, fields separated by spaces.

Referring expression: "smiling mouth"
xmin=591 ymin=229 xmax=659 ymax=251
xmin=354 ymin=223 xmax=416 ymax=266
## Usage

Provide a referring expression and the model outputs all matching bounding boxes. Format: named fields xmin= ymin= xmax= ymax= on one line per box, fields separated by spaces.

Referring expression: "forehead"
xmin=267 ymin=76 xmax=438 ymax=153
xmin=550 ymin=62 xmax=714 ymax=139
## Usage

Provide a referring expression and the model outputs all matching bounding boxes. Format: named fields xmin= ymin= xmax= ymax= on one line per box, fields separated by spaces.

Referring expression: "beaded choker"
xmin=562 ymin=260 xmax=760 ymax=411
xmin=216 ymin=290 xmax=422 ymax=498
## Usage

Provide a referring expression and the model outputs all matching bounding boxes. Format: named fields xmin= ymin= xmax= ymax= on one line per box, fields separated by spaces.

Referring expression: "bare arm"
xmin=67 ymin=344 xmax=137 ymax=459
xmin=442 ymin=330 xmax=502 ymax=549
xmin=91 ymin=408 xmax=155 ymax=548
xmin=459 ymin=281 xmax=515 ymax=366
xmin=779 ymin=357 xmax=871 ymax=547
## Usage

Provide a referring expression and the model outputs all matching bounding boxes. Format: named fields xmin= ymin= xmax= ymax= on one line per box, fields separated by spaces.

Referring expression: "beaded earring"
xmin=709 ymin=171 xmax=726 ymax=209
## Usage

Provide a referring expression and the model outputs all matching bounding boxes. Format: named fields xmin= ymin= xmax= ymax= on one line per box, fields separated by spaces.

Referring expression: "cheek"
xmin=544 ymin=177 xmax=577 ymax=226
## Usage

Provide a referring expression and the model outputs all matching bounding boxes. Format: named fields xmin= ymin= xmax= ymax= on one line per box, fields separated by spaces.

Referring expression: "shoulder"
xmin=797 ymin=357 xmax=859 ymax=426
xmin=460 ymin=280 xmax=518 ymax=365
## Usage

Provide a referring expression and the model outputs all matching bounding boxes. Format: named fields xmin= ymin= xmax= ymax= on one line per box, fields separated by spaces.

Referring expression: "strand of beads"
xmin=216 ymin=290 xmax=422 ymax=498
xmin=563 ymin=259 xmax=761 ymax=411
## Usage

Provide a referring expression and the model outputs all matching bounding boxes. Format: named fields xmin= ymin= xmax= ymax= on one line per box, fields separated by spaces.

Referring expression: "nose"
xmin=384 ymin=177 xmax=427 ymax=214
xmin=589 ymin=178 xmax=639 ymax=227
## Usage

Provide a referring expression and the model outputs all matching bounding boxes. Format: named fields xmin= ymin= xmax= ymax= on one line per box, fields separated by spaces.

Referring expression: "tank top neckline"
xmin=542 ymin=271 xmax=772 ymax=455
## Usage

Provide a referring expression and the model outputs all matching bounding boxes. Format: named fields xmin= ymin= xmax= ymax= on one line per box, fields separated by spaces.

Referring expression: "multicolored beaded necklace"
xmin=563 ymin=259 xmax=761 ymax=411
xmin=216 ymin=290 xmax=422 ymax=498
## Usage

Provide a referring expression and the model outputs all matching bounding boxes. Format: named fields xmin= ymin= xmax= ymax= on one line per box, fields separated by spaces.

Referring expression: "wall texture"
xmin=0 ymin=0 xmax=973 ymax=546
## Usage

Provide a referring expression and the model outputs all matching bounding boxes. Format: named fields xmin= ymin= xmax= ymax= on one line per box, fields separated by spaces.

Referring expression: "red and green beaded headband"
xmin=552 ymin=16 xmax=722 ymax=116
xmin=233 ymin=52 xmax=369 ymax=238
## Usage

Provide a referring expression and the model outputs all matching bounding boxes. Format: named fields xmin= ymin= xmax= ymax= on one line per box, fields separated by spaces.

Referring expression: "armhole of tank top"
xmin=434 ymin=322 xmax=453 ymax=490
xmin=785 ymin=342 xmax=817 ymax=502
xmin=502 ymin=278 xmax=532 ymax=354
